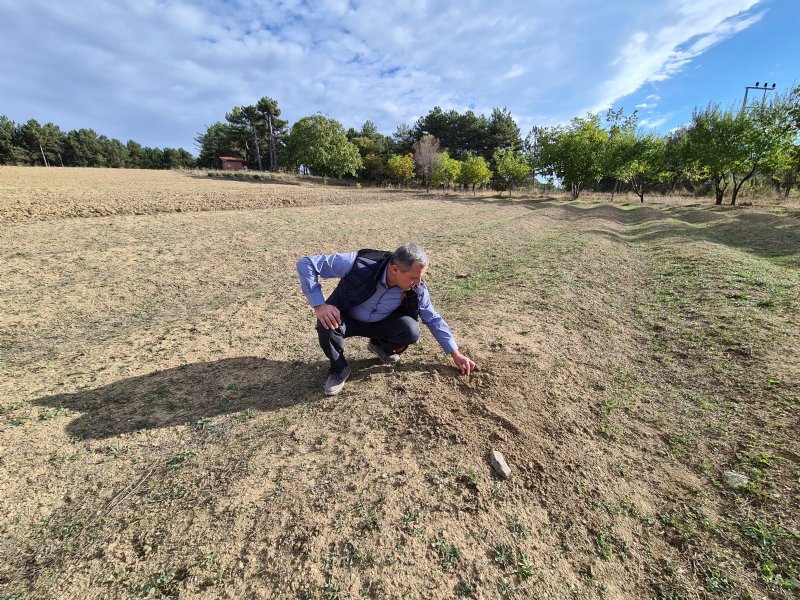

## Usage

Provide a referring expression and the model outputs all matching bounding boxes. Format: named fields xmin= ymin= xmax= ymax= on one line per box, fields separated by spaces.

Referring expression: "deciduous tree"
xmin=619 ymin=134 xmax=668 ymax=203
xmin=534 ymin=114 xmax=606 ymax=199
xmin=459 ymin=153 xmax=492 ymax=194
xmin=283 ymin=114 xmax=362 ymax=177
xmin=387 ymin=153 xmax=415 ymax=185
xmin=492 ymin=148 xmax=531 ymax=196
xmin=413 ymin=134 xmax=440 ymax=192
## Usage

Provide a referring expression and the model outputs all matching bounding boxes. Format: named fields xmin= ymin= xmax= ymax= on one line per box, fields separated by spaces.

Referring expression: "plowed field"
xmin=1 ymin=167 xmax=798 ymax=599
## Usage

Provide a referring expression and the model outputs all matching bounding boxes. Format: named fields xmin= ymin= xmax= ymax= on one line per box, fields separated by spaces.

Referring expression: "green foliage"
xmin=387 ymin=153 xmax=415 ymax=184
xmin=620 ymin=134 xmax=669 ymax=202
xmin=602 ymin=108 xmax=639 ymax=194
xmin=0 ymin=115 xmax=194 ymax=169
xmin=195 ymin=122 xmax=238 ymax=169
xmin=684 ymin=89 xmax=799 ymax=204
xmin=411 ymin=105 xmax=521 ymax=161
xmin=493 ymin=148 xmax=531 ymax=196
xmin=458 ymin=153 xmax=493 ymax=193
xmin=360 ymin=152 xmax=385 ymax=181
xmin=430 ymin=151 xmax=462 ymax=189
xmin=532 ymin=113 xmax=606 ymax=199
xmin=283 ymin=114 xmax=362 ymax=177
xmin=432 ymin=537 xmax=461 ymax=571
xmin=488 ymin=107 xmax=523 ymax=154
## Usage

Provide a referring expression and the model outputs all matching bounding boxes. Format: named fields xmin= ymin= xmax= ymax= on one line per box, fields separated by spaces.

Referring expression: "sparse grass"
xmin=432 ymin=537 xmax=461 ymax=572
xmin=2 ymin=176 xmax=798 ymax=599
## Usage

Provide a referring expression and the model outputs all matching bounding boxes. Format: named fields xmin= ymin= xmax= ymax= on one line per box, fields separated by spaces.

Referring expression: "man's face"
xmin=389 ymin=262 xmax=427 ymax=291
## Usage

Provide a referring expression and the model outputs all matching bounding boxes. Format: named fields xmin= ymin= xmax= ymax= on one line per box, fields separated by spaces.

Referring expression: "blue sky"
xmin=1 ymin=0 xmax=797 ymax=152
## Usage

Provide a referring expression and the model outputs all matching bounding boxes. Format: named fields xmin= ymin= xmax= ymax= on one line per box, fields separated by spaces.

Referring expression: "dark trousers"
xmin=316 ymin=312 xmax=420 ymax=373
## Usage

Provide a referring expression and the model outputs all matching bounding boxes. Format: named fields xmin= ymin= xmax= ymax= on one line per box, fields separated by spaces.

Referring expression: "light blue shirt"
xmin=297 ymin=251 xmax=458 ymax=354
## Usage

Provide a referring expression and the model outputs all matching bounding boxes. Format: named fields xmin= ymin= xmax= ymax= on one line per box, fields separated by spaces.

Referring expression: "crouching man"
xmin=296 ymin=242 xmax=477 ymax=395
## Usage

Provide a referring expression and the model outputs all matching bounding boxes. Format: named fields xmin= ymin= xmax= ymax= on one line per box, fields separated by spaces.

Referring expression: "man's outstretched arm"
xmin=416 ymin=285 xmax=478 ymax=375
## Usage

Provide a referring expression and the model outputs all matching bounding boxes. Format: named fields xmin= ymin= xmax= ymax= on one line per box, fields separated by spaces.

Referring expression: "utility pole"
xmin=741 ymin=81 xmax=777 ymax=113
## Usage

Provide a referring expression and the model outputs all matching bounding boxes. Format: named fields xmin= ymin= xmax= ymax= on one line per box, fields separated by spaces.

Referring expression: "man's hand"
xmin=314 ymin=303 xmax=341 ymax=330
xmin=451 ymin=350 xmax=477 ymax=376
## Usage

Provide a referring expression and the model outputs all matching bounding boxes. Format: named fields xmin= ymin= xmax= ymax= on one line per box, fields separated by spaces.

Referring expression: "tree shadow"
xmin=31 ymin=357 xmax=369 ymax=440
xmin=438 ymin=194 xmax=800 ymax=267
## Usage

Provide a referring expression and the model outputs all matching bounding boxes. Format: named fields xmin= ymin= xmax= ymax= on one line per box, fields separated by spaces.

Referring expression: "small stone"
xmin=489 ymin=450 xmax=511 ymax=479
xmin=723 ymin=470 xmax=749 ymax=488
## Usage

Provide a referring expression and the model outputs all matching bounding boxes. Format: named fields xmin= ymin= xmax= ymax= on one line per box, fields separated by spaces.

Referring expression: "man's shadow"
xmin=31 ymin=357 xmax=336 ymax=440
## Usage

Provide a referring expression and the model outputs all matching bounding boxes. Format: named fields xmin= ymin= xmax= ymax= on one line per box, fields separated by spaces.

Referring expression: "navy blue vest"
xmin=326 ymin=249 xmax=420 ymax=319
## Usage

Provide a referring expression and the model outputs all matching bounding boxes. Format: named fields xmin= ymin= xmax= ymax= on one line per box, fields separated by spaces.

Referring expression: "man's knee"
xmin=398 ymin=316 xmax=420 ymax=344
xmin=316 ymin=320 xmax=344 ymax=340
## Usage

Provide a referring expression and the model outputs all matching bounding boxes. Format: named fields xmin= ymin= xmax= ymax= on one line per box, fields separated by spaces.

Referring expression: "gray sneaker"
xmin=367 ymin=341 xmax=400 ymax=364
xmin=324 ymin=366 xmax=351 ymax=396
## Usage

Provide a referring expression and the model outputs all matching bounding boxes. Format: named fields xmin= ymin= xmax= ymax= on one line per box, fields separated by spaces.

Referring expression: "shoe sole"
xmin=324 ymin=369 xmax=350 ymax=396
xmin=324 ymin=382 xmax=346 ymax=396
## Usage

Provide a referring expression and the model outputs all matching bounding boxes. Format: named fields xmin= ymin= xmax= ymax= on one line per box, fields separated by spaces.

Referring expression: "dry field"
xmin=1 ymin=167 xmax=798 ymax=599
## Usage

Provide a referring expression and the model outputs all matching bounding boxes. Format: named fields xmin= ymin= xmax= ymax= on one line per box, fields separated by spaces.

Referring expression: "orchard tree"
xmin=413 ymin=134 xmax=441 ymax=191
xmin=387 ymin=153 xmax=415 ymax=185
xmin=683 ymin=101 xmax=796 ymax=205
xmin=728 ymin=88 xmax=800 ymax=204
xmin=492 ymin=148 xmax=531 ymax=196
xmin=602 ymin=108 xmax=638 ymax=200
xmin=535 ymin=114 xmax=606 ymax=199
xmin=430 ymin=151 xmax=462 ymax=191
xmin=767 ymin=144 xmax=800 ymax=197
xmin=459 ymin=153 xmax=492 ymax=194
xmin=683 ymin=105 xmax=734 ymax=204
xmin=620 ymin=134 xmax=668 ymax=203
xmin=283 ymin=114 xmax=362 ymax=177
xmin=663 ymin=127 xmax=694 ymax=193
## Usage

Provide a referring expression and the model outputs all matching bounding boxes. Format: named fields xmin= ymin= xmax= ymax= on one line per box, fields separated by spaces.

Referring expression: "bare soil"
xmin=1 ymin=167 xmax=798 ymax=599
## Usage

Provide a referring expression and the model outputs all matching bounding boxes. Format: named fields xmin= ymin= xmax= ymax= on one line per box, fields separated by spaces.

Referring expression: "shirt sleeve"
xmin=296 ymin=251 xmax=357 ymax=307
xmin=416 ymin=283 xmax=458 ymax=354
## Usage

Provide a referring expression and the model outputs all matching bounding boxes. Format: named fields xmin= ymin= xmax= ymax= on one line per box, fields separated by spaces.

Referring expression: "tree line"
xmin=529 ymin=88 xmax=800 ymax=204
xmin=5 ymin=86 xmax=798 ymax=205
xmin=0 ymin=116 xmax=195 ymax=169
xmin=197 ymin=89 xmax=799 ymax=204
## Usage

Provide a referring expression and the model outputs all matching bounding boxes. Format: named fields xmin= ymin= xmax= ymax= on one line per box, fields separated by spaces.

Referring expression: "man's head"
xmin=387 ymin=243 xmax=428 ymax=290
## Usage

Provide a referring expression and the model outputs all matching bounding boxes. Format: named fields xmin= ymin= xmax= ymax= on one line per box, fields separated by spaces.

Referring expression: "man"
xmin=296 ymin=242 xmax=477 ymax=395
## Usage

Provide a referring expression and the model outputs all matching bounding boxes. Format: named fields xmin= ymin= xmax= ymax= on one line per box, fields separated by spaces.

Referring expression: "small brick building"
xmin=219 ymin=156 xmax=245 ymax=171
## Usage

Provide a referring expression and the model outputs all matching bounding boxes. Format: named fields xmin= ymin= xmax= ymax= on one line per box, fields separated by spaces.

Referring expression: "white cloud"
xmin=640 ymin=115 xmax=670 ymax=128
xmin=591 ymin=0 xmax=763 ymax=113
xmin=0 ymin=0 xmax=766 ymax=149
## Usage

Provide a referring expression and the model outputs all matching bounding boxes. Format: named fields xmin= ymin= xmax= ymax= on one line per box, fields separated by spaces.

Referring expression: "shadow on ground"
xmin=442 ymin=194 xmax=800 ymax=266
xmin=32 ymin=357 xmax=326 ymax=440
xmin=32 ymin=356 xmax=446 ymax=441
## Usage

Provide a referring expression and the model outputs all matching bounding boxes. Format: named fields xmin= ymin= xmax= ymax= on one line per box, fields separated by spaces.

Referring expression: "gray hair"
xmin=391 ymin=242 xmax=429 ymax=270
